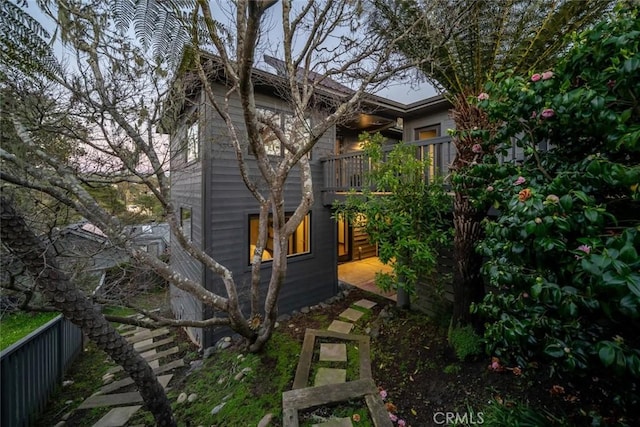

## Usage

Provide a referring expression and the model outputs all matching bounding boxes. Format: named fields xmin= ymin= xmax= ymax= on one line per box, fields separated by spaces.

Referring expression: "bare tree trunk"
xmin=0 ymin=196 xmax=176 ymax=427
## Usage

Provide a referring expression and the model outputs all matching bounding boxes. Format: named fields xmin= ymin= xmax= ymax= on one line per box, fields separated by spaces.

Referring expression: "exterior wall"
xmin=403 ymin=107 xmax=455 ymax=180
xmin=198 ymin=85 xmax=338 ymax=347
xmin=403 ymin=108 xmax=454 ymax=142
xmin=171 ymin=86 xmax=338 ymax=348
xmin=169 ymin=100 xmax=205 ymax=347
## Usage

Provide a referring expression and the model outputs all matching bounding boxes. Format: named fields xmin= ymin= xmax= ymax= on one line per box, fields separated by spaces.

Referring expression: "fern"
xmin=111 ymin=0 xmax=196 ymax=65
xmin=0 ymin=0 xmax=61 ymax=80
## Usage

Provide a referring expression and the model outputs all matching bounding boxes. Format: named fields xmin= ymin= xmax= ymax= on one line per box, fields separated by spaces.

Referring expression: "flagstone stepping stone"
xmin=106 ymin=347 xmax=179 ymax=374
xmin=134 ymin=336 xmax=174 ymax=354
xmin=133 ymin=338 xmax=153 ymax=350
xmin=99 ymin=359 xmax=184 ymax=394
xmin=126 ymin=328 xmax=170 ymax=345
xmin=78 ymin=375 xmax=173 ymax=409
xmin=353 ymin=299 xmax=377 ymax=310
xmin=293 ymin=329 xmax=371 ymax=390
xmin=141 ymin=349 xmax=156 ymax=359
xmin=339 ymin=308 xmax=364 ymax=322
xmin=314 ymin=368 xmax=346 ymax=387
xmin=92 ymin=405 xmax=142 ymax=427
xmin=312 ymin=417 xmax=353 ymax=427
xmin=118 ymin=327 xmax=139 ymax=337
xmin=319 ymin=343 xmax=347 ymax=362
xmin=327 ymin=320 xmax=353 ymax=334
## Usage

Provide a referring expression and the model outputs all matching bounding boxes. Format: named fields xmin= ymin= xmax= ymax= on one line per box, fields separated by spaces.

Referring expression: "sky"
xmin=26 ymin=0 xmax=437 ymax=104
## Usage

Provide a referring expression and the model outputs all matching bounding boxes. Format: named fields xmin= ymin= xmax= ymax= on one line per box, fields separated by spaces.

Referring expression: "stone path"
xmin=282 ymin=298 xmax=393 ymax=427
xmin=55 ymin=320 xmax=184 ymax=427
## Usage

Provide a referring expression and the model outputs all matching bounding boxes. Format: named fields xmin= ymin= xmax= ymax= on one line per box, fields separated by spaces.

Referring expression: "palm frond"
xmin=111 ymin=0 xmax=196 ymax=65
xmin=0 ymin=0 xmax=61 ymax=81
xmin=373 ymin=0 xmax=616 ymax=95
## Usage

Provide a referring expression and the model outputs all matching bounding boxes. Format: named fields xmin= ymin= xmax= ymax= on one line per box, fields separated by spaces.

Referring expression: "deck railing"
xmin=321 ymin=136 xmax=454 ymax=193
xmin=0 ymin=315 xmax=83 ymax=427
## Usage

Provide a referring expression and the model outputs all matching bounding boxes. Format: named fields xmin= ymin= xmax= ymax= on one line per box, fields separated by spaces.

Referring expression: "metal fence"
xmin=0 ymin=315 xmax=83 ymax=427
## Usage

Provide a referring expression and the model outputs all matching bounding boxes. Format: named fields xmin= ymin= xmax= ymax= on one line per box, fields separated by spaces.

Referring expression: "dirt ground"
xmin=283 ymin=287 xmax=638 ymax=427
xmin=39 ymin=286 xmax=637 ymax=426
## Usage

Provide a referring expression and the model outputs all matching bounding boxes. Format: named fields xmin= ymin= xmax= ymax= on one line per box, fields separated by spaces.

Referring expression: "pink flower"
xmin=489 ymin=356 xmax=504 ymax=372
xmin=477 ymin=92 xmax=490 ymax=101
xmin=389 ymin=413 xmax=398 ymax=422
xmin=486 ymin=185 xmax=494 ymax=192
xmin=541 ymin=108 xmax=555 ymax=119
xmin=575 ymin=244 xmax=591 ymax=260
xmin=379 ymin=389 xmax=388 ymax=400
xmin=531 ymin=111 xmax=537 ymax=119
xmin=531 ymin=73 xmax=542 ymax=82
xmin=472 ymin=143 xmax=483 ymax=153
xmin=577 ymin=244 xmax=591 ymax=254
xmin=542 ymin=71 xmax=554 ymax=80
xmin=398 ymin=420 xmax=407 ymax=427
xmin=514 ymin=176 xmax=526 ymax=185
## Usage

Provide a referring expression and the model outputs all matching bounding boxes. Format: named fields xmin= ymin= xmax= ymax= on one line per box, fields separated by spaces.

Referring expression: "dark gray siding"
xmin=169 ymin=101 xmax=205 ymax=347
xmin=201 ymin=87 xmax=338 ymax=347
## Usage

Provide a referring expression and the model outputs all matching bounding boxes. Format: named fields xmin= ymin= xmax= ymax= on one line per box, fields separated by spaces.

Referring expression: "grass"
xmin=128 ymin=329 xmax=302 ymax=426
xmin=34 ymin=341 xmax=116 ymax=424
xmin=0 ymin=311 xmax=59 ymax=350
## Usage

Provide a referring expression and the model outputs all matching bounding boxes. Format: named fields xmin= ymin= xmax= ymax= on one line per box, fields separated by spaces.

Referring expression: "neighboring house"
xmin=164 ymin=54 xmax=464 ymax=348
xmin=52 ymin=221 xmax=169 ymax=293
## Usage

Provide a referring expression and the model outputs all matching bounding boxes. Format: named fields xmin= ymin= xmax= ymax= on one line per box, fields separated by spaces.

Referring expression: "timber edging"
xmin=282 ymin=299 xmax=393 ymax=427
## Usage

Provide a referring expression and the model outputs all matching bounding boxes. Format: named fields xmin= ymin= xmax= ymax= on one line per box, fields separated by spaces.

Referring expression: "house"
xmin=164 ymin=54 xmax=464 ymax=348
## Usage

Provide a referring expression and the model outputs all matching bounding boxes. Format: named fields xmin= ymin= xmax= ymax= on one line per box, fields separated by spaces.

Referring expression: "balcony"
xmin=320 ymin=136 xmax=454 ymax=205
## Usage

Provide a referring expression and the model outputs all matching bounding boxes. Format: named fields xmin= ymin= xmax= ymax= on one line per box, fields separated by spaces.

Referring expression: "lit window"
xmin=180 ymin=207 xmax=192 ymax=241
xmin=248 ymin=213 xmax=311 ymax=263
xmin=415 ymin=125 xmax=441 ymax=181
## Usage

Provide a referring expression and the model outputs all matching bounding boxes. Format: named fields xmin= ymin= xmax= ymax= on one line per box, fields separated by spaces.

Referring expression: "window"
xmin=256 ymin=108 xmax=282 ymax=156
xmin=415 ymin=125 xmax=441 ymax=182
xmin=254 ymin=108 xmax=312 ymax=158
xmin=180 ymin=207 xmax=192 ymax=241
xmin=248 ymin=212 xmax=311 ymax=263
xmin=415 ymin=125 xmax=440 ymax=140
xmin=186 ymin=120 xmax=199 ymax=163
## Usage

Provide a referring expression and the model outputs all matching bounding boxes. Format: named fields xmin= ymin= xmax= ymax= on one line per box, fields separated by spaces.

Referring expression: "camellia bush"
xmin=470 ymin=5 xmax=640 ymax=421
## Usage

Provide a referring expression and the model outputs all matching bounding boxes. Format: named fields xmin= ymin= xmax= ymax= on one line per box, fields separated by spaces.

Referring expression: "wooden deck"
xmin=338 ymin=258 xmax=396 ymax=301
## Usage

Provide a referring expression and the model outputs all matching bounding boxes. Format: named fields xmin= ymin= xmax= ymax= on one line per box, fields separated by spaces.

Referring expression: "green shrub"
xmin=469 ymin=5 xmax=640 ymax=421
xmin=482 ymin=400 xmax=569 ymax=427
xmin=448 ymin=324 xmax=483 ymax=361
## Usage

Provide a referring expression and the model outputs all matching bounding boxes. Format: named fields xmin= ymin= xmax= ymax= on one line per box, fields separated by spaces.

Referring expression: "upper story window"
xmin=185 ymin=116 xmax=199 ymax=163
xmin=180 ymin=207 xmax=192 ymax=241
xmin=415 ymin=124 xmax=441 ymax=182
xmin=415 ymin=125 xmax=440 ymax=140
xmin=255 ymin=108 xmax=312 ymax=159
